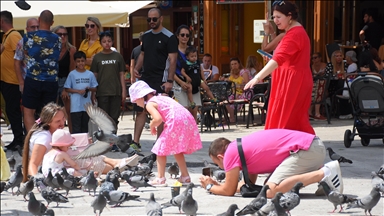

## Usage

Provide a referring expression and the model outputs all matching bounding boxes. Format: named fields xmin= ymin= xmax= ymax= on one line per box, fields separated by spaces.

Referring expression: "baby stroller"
xmin=344 ymin=72 xmax=384 ymax=148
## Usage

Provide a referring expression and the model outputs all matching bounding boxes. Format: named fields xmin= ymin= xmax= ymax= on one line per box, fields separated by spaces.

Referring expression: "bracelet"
xmin=166 ymin=79 xmax=174 ymax=83
xmin=263 ymin=32 xmax=276 ymax=36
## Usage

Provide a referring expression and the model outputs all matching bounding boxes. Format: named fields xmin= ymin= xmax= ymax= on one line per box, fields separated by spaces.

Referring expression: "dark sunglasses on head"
xmin=85 ymin=24 xmax=96 ymax=29
xmin=147 ymin=17 xmax=159 ymax=23
xmin=180 ymin=33 xmax=190 ymax=38
xmin=56 ymin=33 xmax=68 ymax=37
xmin=272 ymin=0 xmax=285 ymax=6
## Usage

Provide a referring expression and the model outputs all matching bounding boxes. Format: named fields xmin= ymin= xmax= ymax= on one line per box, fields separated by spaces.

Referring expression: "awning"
xmin=0 ymin=1 xmax=153 ymax=30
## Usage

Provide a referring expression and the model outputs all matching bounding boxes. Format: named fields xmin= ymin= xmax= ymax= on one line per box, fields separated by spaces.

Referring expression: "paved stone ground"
xmin=1 ymin=112 xmax=384 ymax=215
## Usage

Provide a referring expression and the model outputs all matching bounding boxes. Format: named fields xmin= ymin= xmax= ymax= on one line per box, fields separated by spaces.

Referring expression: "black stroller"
xmin=344 ymin=72 xmax=384 ymax=148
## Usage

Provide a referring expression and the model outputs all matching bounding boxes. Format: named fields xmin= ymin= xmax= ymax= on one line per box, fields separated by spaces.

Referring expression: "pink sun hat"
xmin=129 ymin=80 xmax=156 ymax=103
xmin=51 ymin=129 xmax=76 ymax=147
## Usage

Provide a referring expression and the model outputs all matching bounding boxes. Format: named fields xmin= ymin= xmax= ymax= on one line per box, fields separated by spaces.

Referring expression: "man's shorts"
xmin=140 ymin=77 xmax=165 ymax=95
xmin=173 ymin=81 xmax=202 ymax=107
xmin=22 ymin=76 xmax=58 ymax=109
xmin=268 ymin=137 xmax=326 ymax=184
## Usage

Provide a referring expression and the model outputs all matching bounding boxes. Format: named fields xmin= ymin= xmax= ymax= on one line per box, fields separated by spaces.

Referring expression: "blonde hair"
xmin=331 ymin=50 xmax=345 ymax=76
xmin=51 ymin=25 xmax=75 ymax=51
xmin=86 ymin=17 xmax=102 ymax=33
xmin=22 ymin=103 xmax=66 ymax=182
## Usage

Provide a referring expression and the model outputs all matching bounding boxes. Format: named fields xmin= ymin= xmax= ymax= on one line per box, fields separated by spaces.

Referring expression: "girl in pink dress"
xmin=129 ymin=81 xmax=202 ymax=186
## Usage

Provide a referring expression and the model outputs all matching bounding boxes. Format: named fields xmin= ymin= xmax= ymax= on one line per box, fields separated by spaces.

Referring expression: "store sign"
xmin=199 ymin=0 xmax=204 ymax=54
xmin=216 ymin=0 xmax=264 ymax=4
xmin=253 ymin=20 xmax=265 ymax=43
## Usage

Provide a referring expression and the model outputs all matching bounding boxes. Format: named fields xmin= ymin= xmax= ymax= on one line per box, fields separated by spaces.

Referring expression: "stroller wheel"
xmin=344 ymin=129 xmax=353 ymax=148
xmin=361 ymin=138 xmax=370 ymax=146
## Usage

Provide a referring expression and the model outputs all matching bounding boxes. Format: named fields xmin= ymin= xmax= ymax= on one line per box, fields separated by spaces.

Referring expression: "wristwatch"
xmin=166 ymin=79 xmax=174 ymax=83
xmin=206 ymin=183 xmax=213 ymax=192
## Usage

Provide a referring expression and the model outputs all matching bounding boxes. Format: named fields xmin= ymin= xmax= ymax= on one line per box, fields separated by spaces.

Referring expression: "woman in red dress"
xmin=245 ymin=0 xmax=314 ymax=135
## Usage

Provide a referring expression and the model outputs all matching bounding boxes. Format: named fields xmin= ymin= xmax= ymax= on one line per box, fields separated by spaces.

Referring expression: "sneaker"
xmin=130 ymin=141 xmax=142 ymax=152
xmin=323 ymin=160 xmax=343 ymax=193
xmin=150 ymin=177 xmax=167 ymax=187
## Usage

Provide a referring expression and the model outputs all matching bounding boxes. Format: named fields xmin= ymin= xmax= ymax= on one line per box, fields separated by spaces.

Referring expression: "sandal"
xmin=189 ymin=102 xmax=196 ymax=109
xmin=177 ymin=176 xmax=191 ymax=185
xmin=150 ymin=177 xmax=168 ymax=187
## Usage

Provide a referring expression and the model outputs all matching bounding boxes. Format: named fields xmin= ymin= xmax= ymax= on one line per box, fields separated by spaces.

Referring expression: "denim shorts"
xmin=22 ymin=76 xmax=58 ymax=109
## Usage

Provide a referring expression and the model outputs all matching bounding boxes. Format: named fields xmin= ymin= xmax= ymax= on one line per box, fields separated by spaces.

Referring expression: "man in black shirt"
xmin=359 ymin=9 xmax=384 ymax=50
xmin=131 ymin=8 xmax=178 ymax=151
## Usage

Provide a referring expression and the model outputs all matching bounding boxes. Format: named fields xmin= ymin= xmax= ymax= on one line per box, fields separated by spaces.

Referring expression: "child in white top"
xmin=42 ymin=129 xmax=85 ymax=177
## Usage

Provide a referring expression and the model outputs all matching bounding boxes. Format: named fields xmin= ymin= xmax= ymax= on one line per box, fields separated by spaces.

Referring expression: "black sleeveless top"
xmin=58 ymin=50 xmax=70 ymax=78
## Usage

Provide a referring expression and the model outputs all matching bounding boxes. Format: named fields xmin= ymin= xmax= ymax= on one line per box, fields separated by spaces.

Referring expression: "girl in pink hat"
xmin=129 ymin=80 xmax=202 ymax=186
xmin=42 ymin=129 xmax=84 ymax=177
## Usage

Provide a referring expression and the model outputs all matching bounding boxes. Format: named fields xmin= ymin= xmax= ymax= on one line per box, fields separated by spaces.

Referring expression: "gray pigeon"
xmin=75 ymin=103 xmax=120 ymax=159
xmin=136 ymin=160 xmax=154 ymax=177
xmin=212 ymin=170 xmax=226 ymax=182
xmin=44 ymin=168 xmax=57 ymax=189
xmin=255 ymin=201 xmax=274 ymax=216
xmin=52 ymin=173 xmax=65 ymax=190
xmin=319 ymin=181 xmax=355 ymax=213
xmin=181 ymin=187 xmax=198 ymax=216
xmin=203 ymin=160 xmax=221 ymax=173
xmin=28 ymin=191 xmax=47 ymax=216
xmin=269 ymin=192 xmax=288 ymax=216
xmin=107 ymin=167 xmax=121 ymax=179
xmin=16 ymin=176 xmax=34 ymax=201
xmin=121 ymin=170 xmax=136 ymax=181
xmin=126 ymin=175 xmax=155 ymax=191
xmin=146 ymin=192 xmax=162 ymax=216
xmin=236 ymin=185 xmax=269 ymax=215
xmin=40 ymin=184 xmax=69 ymax=207
xmin=34 ymin=166 xmax=46 ymax=192
xmin=326 ymin=147 xmax=353 ymax=164
xmin=4 ymin=164 xmax=23 ymax=195
xmin=104 ymin=190 xmax=140 ymax=207
xmin=109 ymin=173 xmax=120 ymax=190
xmin=7 ymin=154 xmax=16 ymax=171
xmin=346 ymin=185 xmax=381 ymax=216
xmin=167 ymin=162 xmax=179 ymax=179
xmin=139 ymin=153 xmax=157 ymax=164
xmin=82 ymin=170 xmax=98 ymax=196
xmin=43 ymin=209 xmax=55 ymax=216
xmin=279 ymin=182 xmax=303 ymax=213
xmin=162 ymin=182 xmax=195 ymax=212
xmin=217 ymin=204 xmax=239 ymax=216
xmin=1 ymin=181 xmax=6 ymax=193
xmin=100 ymin=173 xmax=115 ymax=194
xmin=116 ymin=134 xmax=132 ymax=152
xmin=91 ymin=192 xmax=107 ymax=216
xmin=377 ymin=164 xmax=384 ymax=175
xmin=370 ymin=171 xmax=384 ymax=194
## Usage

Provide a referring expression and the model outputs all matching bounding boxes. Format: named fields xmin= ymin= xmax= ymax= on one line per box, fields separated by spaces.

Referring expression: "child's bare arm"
xmin=62 ymin=152 xmax=80 ymax=170
xmin=200 ymin=65 xmax=206 ymax=83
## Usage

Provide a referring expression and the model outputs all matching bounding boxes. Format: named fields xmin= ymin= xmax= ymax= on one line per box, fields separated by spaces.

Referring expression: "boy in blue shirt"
xmin=64 ymin=51 xmax=98 ymax=133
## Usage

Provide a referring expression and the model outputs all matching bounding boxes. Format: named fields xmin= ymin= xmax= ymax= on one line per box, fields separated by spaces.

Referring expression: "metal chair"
xmin=312 ymin=73 xmax=332 ymax=124
xmin=246 ymin=81 xmax=270 ymax=128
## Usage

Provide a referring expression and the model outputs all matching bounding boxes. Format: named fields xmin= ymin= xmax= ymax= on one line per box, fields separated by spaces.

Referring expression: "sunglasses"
xmin=179 ymin=33 xmax=190 ymax=38
xmin=147 ymin=17 xmax=159 ymax=23
xmin=272 ymin=0 xmax=285 ymax=6
xmin=85 ymin=24 xmax=96 ymax=29
xmin=56 ymin=33 xmax=68 ymax=37
xmin=312 ymin=56 xmax=318 ymax=60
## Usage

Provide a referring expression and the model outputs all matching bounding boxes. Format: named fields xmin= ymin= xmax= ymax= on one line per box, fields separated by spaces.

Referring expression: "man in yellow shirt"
xmin=0 ymin=11 xmax=24 ymax=152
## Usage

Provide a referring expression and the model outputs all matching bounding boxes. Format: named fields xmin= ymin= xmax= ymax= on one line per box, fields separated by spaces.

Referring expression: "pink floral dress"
xmin=149 ymin=95 xmax=202 ymax=156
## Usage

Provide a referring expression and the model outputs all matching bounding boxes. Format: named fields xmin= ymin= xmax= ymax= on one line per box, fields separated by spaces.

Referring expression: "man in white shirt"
xmin=201 ymin=53 xmax=219 ymax=83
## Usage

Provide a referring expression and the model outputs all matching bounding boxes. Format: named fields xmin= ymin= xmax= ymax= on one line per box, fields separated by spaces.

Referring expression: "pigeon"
xmin=82 ymin=170 xmax=98 ymax=196
xmin=52 ymin=173 xmax=65 ymax=189
xmin=40 ymin=184 xmax=69 ymax=207
xmin=217 ymin=204 xmax=239 ymax=216
xmin=16 ymin=176 xmax=35 ymax=201
xmin=107 ymin=167 xmax=121 ymax=179
xmin=1 ymin=181 xmax=6 ymax=193
xmin=126 ymin=175 xmax=155 ymax=191
xmin=100 ymin=173 xmax=116 ymax=194
xmin=181 ymin=186 xmax=198 ymax=216
xmin=212 ymin=170 xmax=226 ymax=182
xmin=53 ymin=172 xmax=74 ymax=196
xmin=236 ymin=184 xmax=269 ymax=215
xmin=44 ymin=169 xmax=57 ymax=189
xmin=203 ymin=160 xmax=221 ymax=173
xmin=377 ymin=164 xmax=384 ymax=175
xmin=4 ymin=164 xmax=23 ymax=195
xmin=34 ymin=166 xmax=46 ymax=192
xmin=279 ymin=182 xmax=303 ymax=213
xmin=136 ymin=160 xmax=154 ymax=177
xmin=121 ymin=170 xmax=136 ymax=180
xmin=116 ymin=134 xmax=132 ymax=152
xmin=167 ymin=162 xmax=179 ymax=179
xmin=91 ymin=192 xmax=107 ymax=216
xmin=139 ymin=153 xmax=157 ymax=164
xmin=255 ymin=201 xmax=274 ymax=216
xmin=319 ymin=181 xmax=355 ymax=213
xmin=75 ymin=103 xmax=122 ymax=159
xmin=370 ymin=171 xmax=384 ymax=194
xmin=43 ymin=209 xmax=55 ymax=216
xmin=346 ymin=185 xmax=381 ymax=216
xmin=162 ymin=182 xmax=195 ymax=212
xmin=146 ymin=192 xmax=162 ymax=216
xmin=104 ymin=190 xmax=140 ymax=207
xmin=326 ymin=147 xmax=353 ymax=164
xmin=7 ymin=154 xmax=16 ymax=171
xmin=109 ymin=173 xmax=120 ymax=190
xmin=28 ymin=191 xmax=47 ymax=216
xmin=269 ymin=192 xmax=288 ymax=216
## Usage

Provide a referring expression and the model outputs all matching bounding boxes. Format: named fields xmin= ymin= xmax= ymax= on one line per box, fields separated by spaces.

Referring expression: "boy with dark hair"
xmin=64 ymin=51 xmax=98 ymax=133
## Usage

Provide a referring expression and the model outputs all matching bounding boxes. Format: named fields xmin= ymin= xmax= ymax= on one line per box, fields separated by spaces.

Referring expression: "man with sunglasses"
xmin=22 ymin=10 xmax=61 ymax=133
xmin=131 ymin=8 xmax=178 ymax=151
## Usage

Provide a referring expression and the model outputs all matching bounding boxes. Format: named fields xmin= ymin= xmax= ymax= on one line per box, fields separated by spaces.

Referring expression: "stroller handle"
xmin=346 ymin=72 xmax=384 ymax=82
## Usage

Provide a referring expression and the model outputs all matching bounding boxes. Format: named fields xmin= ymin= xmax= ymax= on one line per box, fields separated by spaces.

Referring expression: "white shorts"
xmin=173 ymin=82 xmax=202 ymax=107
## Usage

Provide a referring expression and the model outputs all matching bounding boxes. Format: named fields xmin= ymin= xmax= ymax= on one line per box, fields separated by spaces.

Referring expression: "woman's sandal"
xmin=150 ymin=177 xmax=168 ymax=187
xmin=177 ymin=176 xmax=191 ymax=185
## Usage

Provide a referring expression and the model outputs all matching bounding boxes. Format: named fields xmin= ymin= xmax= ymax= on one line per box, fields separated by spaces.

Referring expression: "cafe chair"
xmin=246 ymin=81 xmax=270 ymax=128
xmin=312 ymin=73 xmax=332 ymax=124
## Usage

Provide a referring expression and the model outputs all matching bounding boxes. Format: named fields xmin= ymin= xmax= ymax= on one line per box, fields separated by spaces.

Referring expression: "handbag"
xmin=237 ymin=138 xmax=263 ymax=197
xmin=65 ymin=133 xmax=92 ymax=169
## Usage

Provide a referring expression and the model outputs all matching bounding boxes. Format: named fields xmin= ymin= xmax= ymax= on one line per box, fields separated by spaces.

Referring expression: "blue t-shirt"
xmin=23 ymin=30 xmax=61 ymax=82
xmin=64 ymin=70 xmax=98 ymax=113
